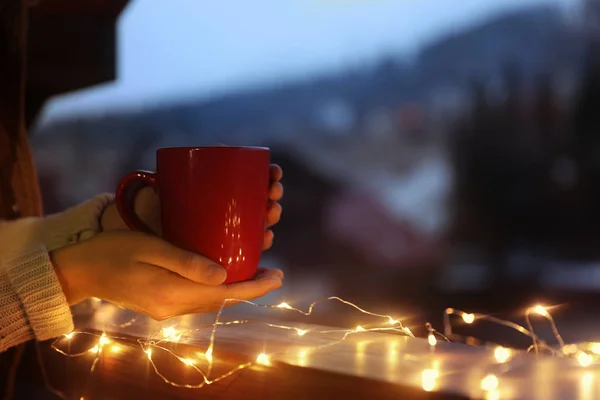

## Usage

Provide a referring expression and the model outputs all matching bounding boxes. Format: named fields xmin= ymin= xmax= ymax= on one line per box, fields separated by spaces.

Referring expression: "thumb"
xmin=137 ymin=236 xmax=227 ymax=285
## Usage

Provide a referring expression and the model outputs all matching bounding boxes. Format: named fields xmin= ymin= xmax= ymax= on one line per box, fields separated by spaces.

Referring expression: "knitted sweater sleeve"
xmin=0 ymin=194 xmax=113 ymax=352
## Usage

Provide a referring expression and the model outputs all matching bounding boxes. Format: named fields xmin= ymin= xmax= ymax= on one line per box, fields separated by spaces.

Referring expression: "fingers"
xmin=256 ymin=267 xmax=284 ymax=280
xmin=263 ymin=230 xmax=274 ymax=250
xmin=223 ymin=275 xmax=282 ymax=300
xmin=270 ymin=164 xmax=283 ymax=182
xmin=137 ymin=236 xmax=227 ymax=285
xmin=269 ymin=182 xmax=284 ymax=202
xmin=266 ymin=202 xmax=282 ymax=227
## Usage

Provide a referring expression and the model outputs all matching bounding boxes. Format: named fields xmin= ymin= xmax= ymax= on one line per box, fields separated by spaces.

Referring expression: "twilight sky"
xmin=37 ymin=0 xmax=578 ymax=125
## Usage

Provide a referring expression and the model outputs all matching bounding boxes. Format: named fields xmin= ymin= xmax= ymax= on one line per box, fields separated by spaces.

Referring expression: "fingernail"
xmin=206 ymin=264 xmax=227 ymax=284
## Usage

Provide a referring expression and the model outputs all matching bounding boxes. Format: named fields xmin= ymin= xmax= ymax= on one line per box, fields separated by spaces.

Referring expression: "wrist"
xmin=50 ymin=245 xmax=89 ymax=305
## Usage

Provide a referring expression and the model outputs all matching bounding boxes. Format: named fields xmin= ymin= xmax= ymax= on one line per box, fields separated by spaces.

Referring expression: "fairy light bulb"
xmin=296 ymin=329 xmax=308 ymax=336
xmin=89 ymin=345 xmax=99 ymax=354
xmin=494 ymin=346 xmax=511 ymax=363
xmin=533 ymin=305 xmax=548 ymax=317
xmin=589 ymin=343 xmax=600 ymax=355
xmin=99 ymin=333 xmax=110 ymax=346
xmin=480 ymin=374 xmax=499 ymax=391
xmin=428 ymin=334 xmax=437 ymax=346
xmin=277 ymin=302 xmax=292 ymax=310
xmin=388 ymin=317 xmax=400 ymax=325
xmin=578 ymin=351 xmax=593 ymax=367
xmin=145 ymin=349 xmax=152 ymax=360
xmin=182 ymin=358 xmax=195 ymax=366
xmin=462 ymin=313 xmax=475 ymax=324
xmin=204 ymin=348 xmax=213 ymax=362
xmin=355 ymin=325 xmax=366 ymax=332
xmin=110 ymin=344 xmax=122 ymax=353
xmin=64 ymin=332 xmax=74 ymax=340
xmin=256 ymin=353 xmax=271 ymax=366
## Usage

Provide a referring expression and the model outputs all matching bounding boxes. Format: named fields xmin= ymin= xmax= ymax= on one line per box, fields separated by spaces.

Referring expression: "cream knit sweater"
xmin=0 ymin=194 xmax=113 ymax=352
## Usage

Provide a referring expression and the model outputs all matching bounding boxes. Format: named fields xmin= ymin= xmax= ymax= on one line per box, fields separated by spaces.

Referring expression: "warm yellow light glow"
xmin=145 ymin=349 xmax=152 ymax=359
xmin=205 ymin=348 xmax=213 ymax=362
xmin=578 ymin=351 xmax=593 ymax=367
xmin=589 ymin=343 xmax=600 ymax=355
xmin=485 ymin=390 xmax=500 ymax=400
xmin=462 ymin=313 xmax=475 ymax=324
xmin=428 ymin=334 xmax=437 ymax=346
xmin=494 ymin=346 xmax=511 ymax=363
xmin=421 ymin=369 xmax=439 ymax=392
xmin=161 ymin=326 xmax=182 ymax=341
xmin=64 ymin=332 xmax=75 ymax=340
xmin=277 ymin=302 xmax=292 ymax=310
xmin=89 ymin=345 xmax=99 ymax=354
xmin=388 ymin=317 xmax=400 ymax=325
xmin=256 ymin=353 xmax=271 ymax=366
xmin=99 ymin=333 xmax=110 ymax=346
xmin=297 ymin=329 xmax=308 ymax=336
xmin=182 ymin=358 xmax=195 ymax=366
xmin=533 ymin=305 xmax=548 ymax=317
xmin=480 ymin=375 xmax=499 ymax=391
xmin=355 ymin=325 xmax=366 ymax=332
xmin=110 ymin=344 xmax=122 ymax=353
xmin=563 ymin=344 xmax=578 ymax=355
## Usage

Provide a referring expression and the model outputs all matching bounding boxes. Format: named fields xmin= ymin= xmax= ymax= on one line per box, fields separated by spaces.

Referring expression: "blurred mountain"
xmin=33 ymin=4 xmax=585 ymax=146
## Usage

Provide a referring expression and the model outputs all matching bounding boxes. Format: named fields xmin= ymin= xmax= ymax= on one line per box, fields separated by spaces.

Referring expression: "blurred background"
xmin=28 ymin=0 xmax=600 ymax=339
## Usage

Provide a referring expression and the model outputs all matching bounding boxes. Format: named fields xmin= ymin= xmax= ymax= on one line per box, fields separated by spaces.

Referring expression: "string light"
xmin=49 ymin=296 xmax=598 ymax=398
xmin=256 ymin=353 xmax=271 ymax=366
xmin=480 ymin=374 xmax=499 ymax=391
xmin=428 ymin=333 xmax=437 ymax=347
xmin=493 ymin=346 xmax=511 ymax=363
xmin=462 ymin=313 xmax=475 ymax=324
xmin=578 ymin=351 xmax=593 ymax=367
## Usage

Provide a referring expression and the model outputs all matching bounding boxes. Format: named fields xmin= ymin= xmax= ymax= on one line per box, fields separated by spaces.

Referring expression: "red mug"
xmin=115 ymin=146 xmax=271 ymax=284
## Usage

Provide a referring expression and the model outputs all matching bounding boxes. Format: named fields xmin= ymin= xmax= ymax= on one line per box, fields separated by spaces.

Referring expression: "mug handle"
xmin=115 ymin=170 xmax=157 ymax=234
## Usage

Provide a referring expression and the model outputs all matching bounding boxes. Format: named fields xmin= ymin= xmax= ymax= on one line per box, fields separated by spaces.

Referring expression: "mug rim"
xmin=157 ymin=146 xmax=269 ymax=153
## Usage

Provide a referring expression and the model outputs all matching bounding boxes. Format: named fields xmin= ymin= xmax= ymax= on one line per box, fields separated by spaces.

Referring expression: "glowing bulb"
xmin=578 ymin=351 xmax=593 ymax=367
xmin=145 ymin=349 xmax=152 ymax=359
xmin=494 ymin=346 xmax=511 ymax=363
xmin=388 ymin=317 xmax=400 ymax=325
xmin=99 ymin=333 xmax=110 ymax=346
xmin=428 ymin=334 xmax=437 ymax=346
xmin=421 ymin=369 xmax=439 ymax=392
xmin=110 ymin=344 xmax=122 ymax=353
xmin=205 ymin=348 xmax=213 ymax=362
xmin=485 ymin=390 xmax=500 ymax=400
xmin=64 ymin=332 xmax=74 ymax=340
xmin=403 ymin=327 xmax=414 ymax=336
xmin=533 ymin=305 xmax=548 ymax=317
xmin=355 ymin=326 xmax=366 ymax=332
xmin=480 ymin=374 xmax=499 ymax=391
xmin=277 ymin=302 xmax=292 ymax=310
xmin=89 ymin=345 xmax=99 ymax=354
xmin=462 ymin=313 xmax=475 ymax=324
xmin=297 ymin=329 xmax=308 ymax=336
xmin=256 ymin=353 xmax=271 ymax=366
xmin=182 ymin=358 xmax=195 ymax=366
xmin=161 ymin=326 xmax=182 ymax=341
xmin=589 ymin=343 xmax=600 ymax=355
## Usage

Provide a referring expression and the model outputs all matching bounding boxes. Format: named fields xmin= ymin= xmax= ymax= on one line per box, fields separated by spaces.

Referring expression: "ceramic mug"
xmin=115 ymin=146 xmax=271 ymax=283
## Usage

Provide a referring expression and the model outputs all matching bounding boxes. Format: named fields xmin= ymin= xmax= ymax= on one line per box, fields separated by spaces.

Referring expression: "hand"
xmin=101 ymin=164 xmax=284 ymax=250
xmin=51 ymin=231 xmax=284 ymax=319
